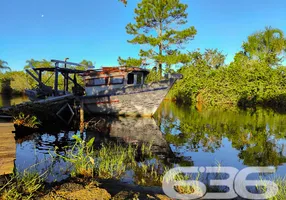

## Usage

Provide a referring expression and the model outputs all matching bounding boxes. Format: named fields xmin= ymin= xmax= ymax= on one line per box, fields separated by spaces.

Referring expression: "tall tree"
xmin=121 ymin=0 xmax=197 ymax=78
xmin=0 ymin=60 xmax=11 ymax=71
xmin=203 ymin=49 xmax=226 ymax=69
xmin=242 ymin=27 xmax=286 ymax=66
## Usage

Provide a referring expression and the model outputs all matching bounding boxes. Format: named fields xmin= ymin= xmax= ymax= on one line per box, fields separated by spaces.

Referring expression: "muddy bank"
xmin=40 ymin=178 xmax=170 ymax=200
xmin=40 ymin=182 xmax=111 ymax=200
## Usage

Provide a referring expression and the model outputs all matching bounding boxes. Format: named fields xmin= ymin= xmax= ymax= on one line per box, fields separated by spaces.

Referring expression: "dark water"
xmin=2 ymin=95 xmax=286 ymax=182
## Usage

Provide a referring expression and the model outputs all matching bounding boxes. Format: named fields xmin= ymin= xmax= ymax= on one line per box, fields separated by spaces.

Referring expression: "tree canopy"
xmin=0 ymin=60 xmax=11 ymax=72
xmin=242 ymin=27 xmax=286 ymax=66
xmin=203 ymin=49 xmax=226 ymax=69
xmin=120 ymin=0 xmax=197 ymax=78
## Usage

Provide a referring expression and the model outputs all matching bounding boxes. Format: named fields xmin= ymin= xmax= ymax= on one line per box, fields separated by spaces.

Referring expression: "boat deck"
xmin=0 ymin=123 xmax=15 ymax=175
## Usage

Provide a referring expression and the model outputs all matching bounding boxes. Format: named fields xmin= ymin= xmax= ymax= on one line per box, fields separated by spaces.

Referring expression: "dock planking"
xmin=0 ymin=122 xmax=16 ymax=175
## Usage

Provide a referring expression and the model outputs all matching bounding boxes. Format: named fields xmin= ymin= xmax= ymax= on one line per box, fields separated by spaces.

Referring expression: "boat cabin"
xmin=81 ymin=67 xmax=150 ymax=96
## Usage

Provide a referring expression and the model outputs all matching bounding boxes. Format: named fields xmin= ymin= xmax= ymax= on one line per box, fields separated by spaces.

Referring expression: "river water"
xmin=1 ymin=95 xmax=286 ymax=182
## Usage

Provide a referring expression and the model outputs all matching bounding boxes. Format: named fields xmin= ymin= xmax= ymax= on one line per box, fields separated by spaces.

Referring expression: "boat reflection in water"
xmin=86 ymin=116 xmax=174 ymax=160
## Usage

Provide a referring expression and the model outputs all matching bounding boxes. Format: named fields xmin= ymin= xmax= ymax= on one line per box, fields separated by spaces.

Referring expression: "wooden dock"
xmin=0 ymin=123 xmax=15 ymax=175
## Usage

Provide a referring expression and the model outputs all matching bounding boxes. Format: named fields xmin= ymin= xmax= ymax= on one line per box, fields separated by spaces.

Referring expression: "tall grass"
xmin=260 ymin=176 xmax=286 ymax=200
xmin=96 ymin=143 xmax=136 ymax=179
xmin=55 ymin=136 xmax=165 ymax=182
xmin=55 ymin=135 xmax=95 ymax=178
xmin=270 ymin=177 xmax=286 ymax=200
xmin=55 ymin=136 xmax=140 ymax=179
xmin=0 ymin=169 xmax=45 ymax=200
xmin=133 ymin=160 xmax=168 ymax=186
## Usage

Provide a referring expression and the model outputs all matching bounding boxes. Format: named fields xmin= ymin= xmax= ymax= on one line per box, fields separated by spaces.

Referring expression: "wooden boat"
xmin=81 ymin=67 xmax=182 ymax=117
xmin=24 ymin=60 xmax=182 ymax=117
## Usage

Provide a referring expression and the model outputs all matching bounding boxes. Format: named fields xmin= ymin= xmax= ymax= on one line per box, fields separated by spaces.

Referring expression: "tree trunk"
xmin=158 ymin=63 xmax=162 ymax=79
xmin=158 ymin=21 xmax=163 ymax=79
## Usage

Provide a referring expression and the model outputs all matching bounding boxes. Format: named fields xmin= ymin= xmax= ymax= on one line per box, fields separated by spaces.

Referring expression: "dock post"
xmin=80 ymin=100 xmax=84 ymax=133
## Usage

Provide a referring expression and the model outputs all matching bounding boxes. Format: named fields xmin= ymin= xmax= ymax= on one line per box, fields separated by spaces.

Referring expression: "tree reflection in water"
xmin=155 ymin=101 xmax=286 ymax=168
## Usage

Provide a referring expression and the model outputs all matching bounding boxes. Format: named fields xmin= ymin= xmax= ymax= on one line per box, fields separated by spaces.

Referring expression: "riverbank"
xmin=39 ymin=177 xmax=170 ymax=200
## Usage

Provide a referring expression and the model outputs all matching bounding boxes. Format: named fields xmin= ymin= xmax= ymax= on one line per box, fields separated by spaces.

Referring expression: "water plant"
xmin=95 ymin=143 xmax=137 ymax=179
xmin=270 ymin=177 xmax=286 ymax=200
xmin=55 ymin=135 xmax=95 ymax=178
xmin=13 ymin=112 xmax=41 ymax=128
xmin=54 ymin=135 xmax=163 ymax=182
xmin=0 ymin=169 xmax=45 ymax=200
xmin=259 ymin=176 xmax=286 ymax=200
xmin=133 ymin=160 xmax=168 ymax=186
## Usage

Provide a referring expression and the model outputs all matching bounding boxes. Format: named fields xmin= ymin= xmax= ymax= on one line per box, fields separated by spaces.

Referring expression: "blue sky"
xmin=0 ymin=0 xmax=285 ymax=70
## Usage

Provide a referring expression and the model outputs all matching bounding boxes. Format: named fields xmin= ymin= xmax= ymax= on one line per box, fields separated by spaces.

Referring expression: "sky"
xmin=0 ymin=0 xmax=285 ymax=70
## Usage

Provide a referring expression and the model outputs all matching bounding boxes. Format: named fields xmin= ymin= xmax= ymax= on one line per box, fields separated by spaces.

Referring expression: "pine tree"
xmin=121 ymin=0 xmax=197 ymax=78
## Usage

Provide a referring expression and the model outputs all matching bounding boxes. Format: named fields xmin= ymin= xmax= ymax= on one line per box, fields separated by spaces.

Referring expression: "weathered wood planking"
xmin=0 ymin=123 xmax=15 ymax=175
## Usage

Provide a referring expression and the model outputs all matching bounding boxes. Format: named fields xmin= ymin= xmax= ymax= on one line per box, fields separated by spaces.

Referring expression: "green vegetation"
xmin=267 ymin=177 xmax=286 ymax=200
xmin=0 ymin=169 xmax=45 ymax=200
xmin=0 ymin=71 xmax=29 ymax=95
xmin=96 ymin=143 xmax=136 ymax=179
xmin=13 ymin=112 xmax=41 ymax=128
xmin=0 ymin=60 xmax=11 ymax=72
xmin=242 ymin=27 xmax=286 ymax=66
xmin=55 ymin=135 xmax=155 ymax=181
xmin=119 ymin=0 xmax=197 ymax=79
xmin=168 ymin=27 xmax=286 ymax=110
xmin=55 ymin=135 xmax=96 ymax=178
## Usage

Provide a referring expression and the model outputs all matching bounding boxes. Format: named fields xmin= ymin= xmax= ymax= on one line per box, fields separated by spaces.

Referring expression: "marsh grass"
xmin=163 ymin=170 xmax=204 ymax=197
xmin=133 ymin=160 xmax=168 ymax=186
xmin=96 ymin=143 xmax=137 ymax=179
xmin=55 ymin=136 xmax=138 ymax=179
xmin=139 ymin=142 xmax=153 ymax=159
xmin=0 ymin=169 xmax=45 ymax=200
xmin=55 ymin=136 xmax=164 ymax=183
xmin=55 ymin=135 xmax=95 ymax=178
xmin=259 ymin=176 xmax=286 ymax=200
xmin=270 ymin=177 xmax=286 ymax=200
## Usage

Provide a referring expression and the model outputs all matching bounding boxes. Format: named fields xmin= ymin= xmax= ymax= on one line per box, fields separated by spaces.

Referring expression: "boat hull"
xmin=82 ymin=82 xmax=170 ymax=117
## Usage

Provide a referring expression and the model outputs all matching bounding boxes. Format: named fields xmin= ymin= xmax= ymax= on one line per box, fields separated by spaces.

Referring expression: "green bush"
xmin=169 ymin=59 xmax=286 ymax=110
